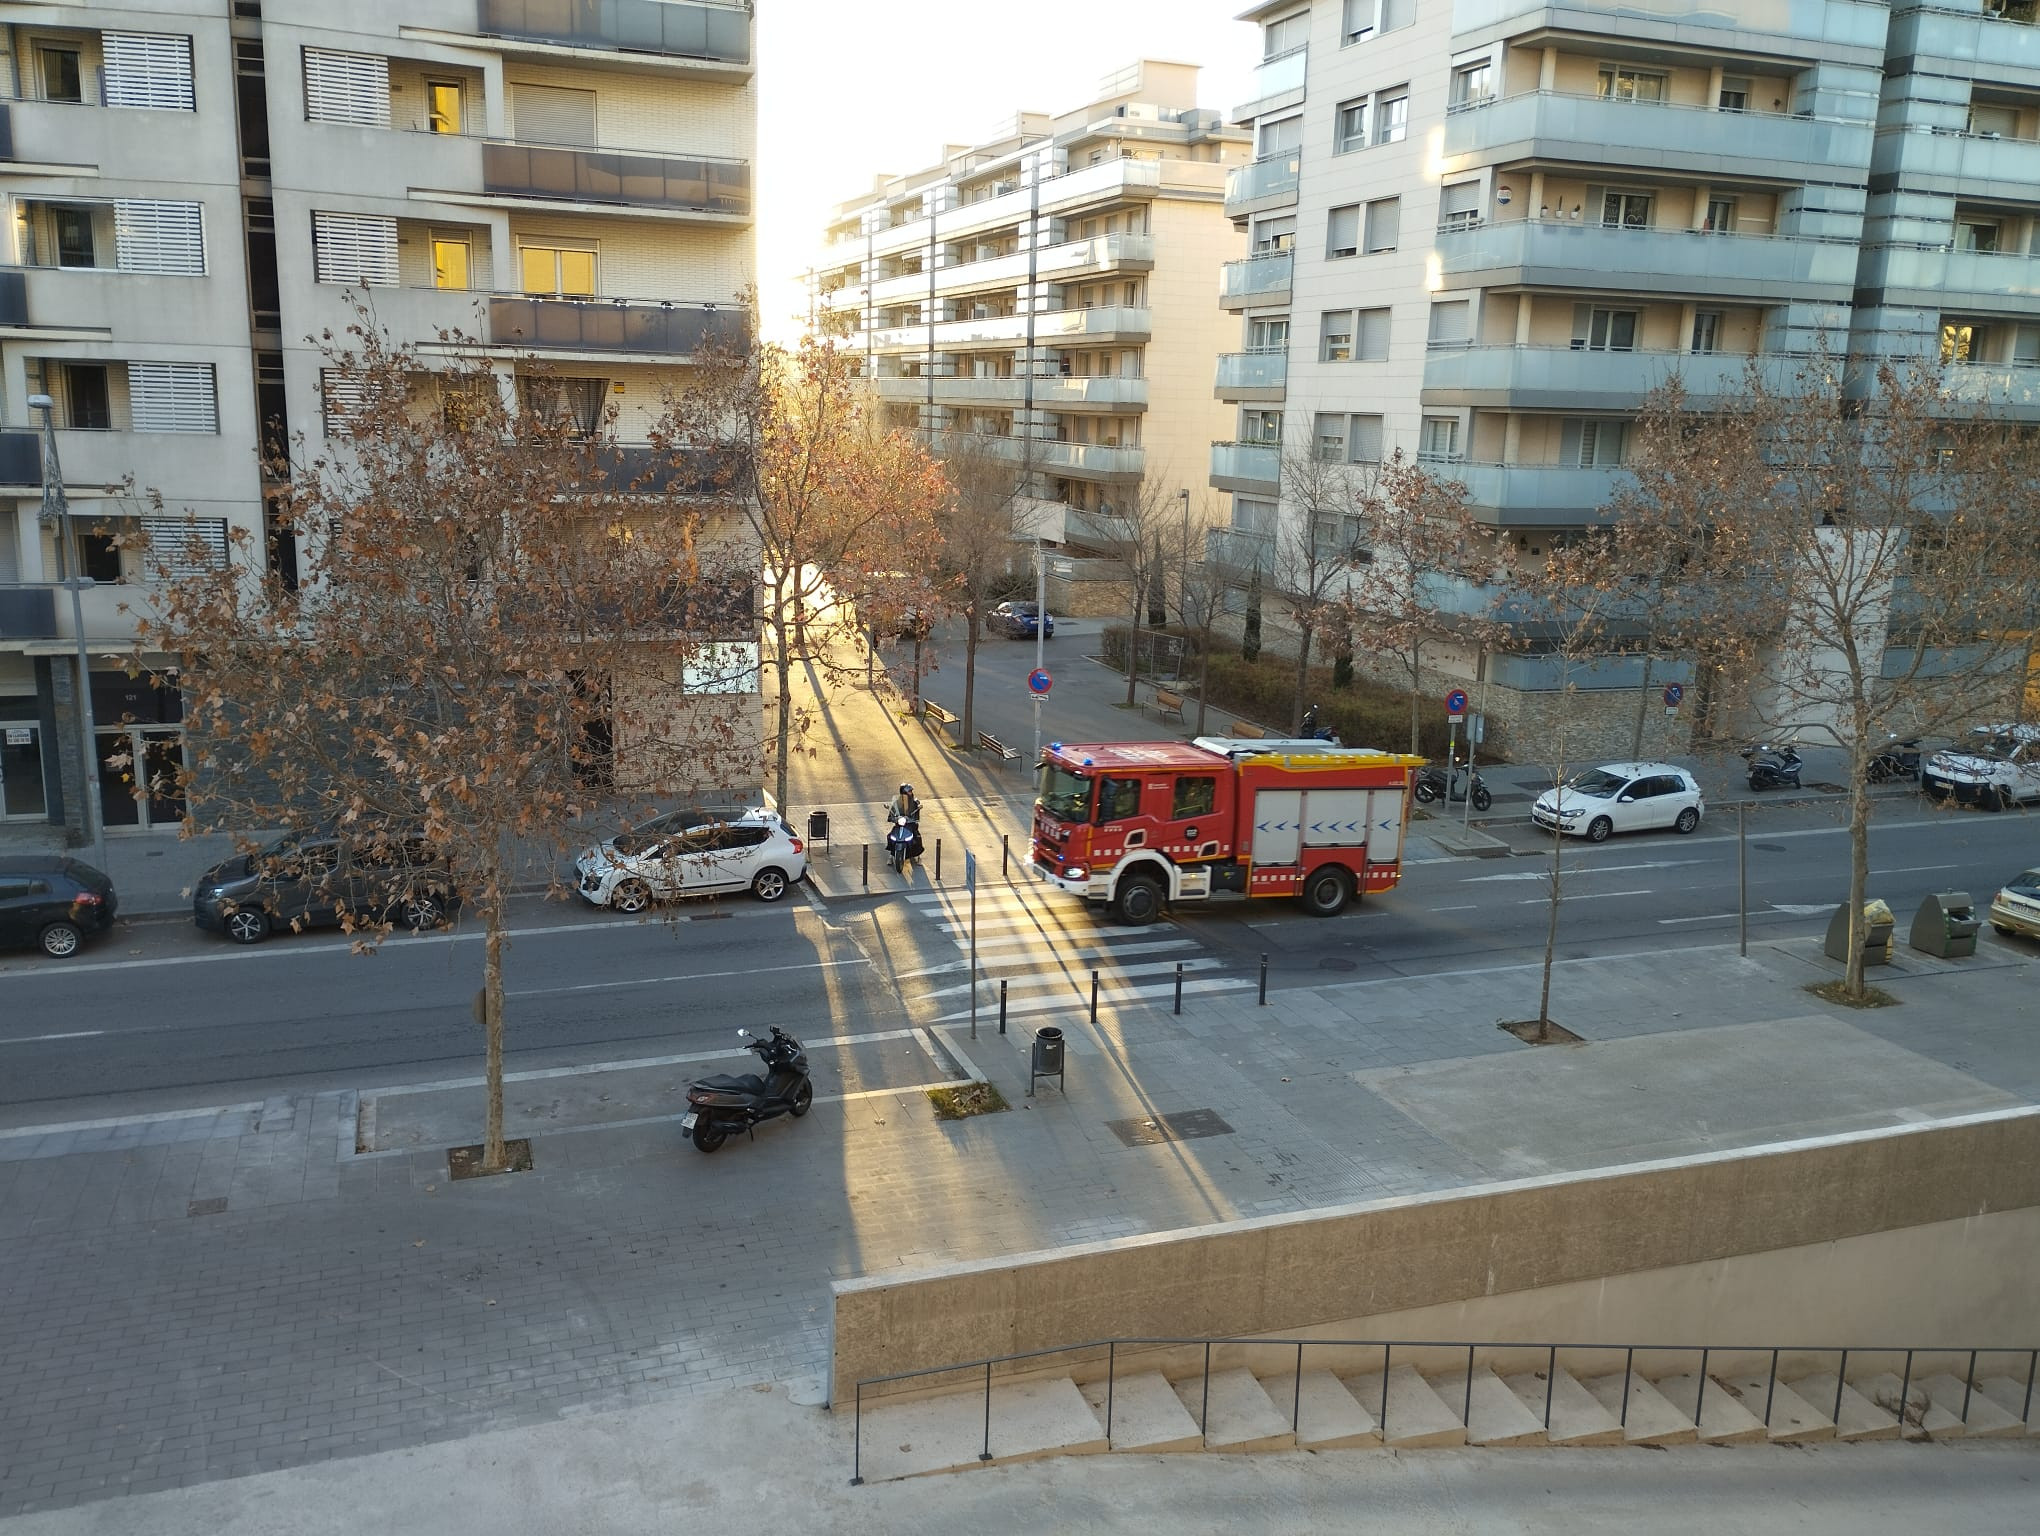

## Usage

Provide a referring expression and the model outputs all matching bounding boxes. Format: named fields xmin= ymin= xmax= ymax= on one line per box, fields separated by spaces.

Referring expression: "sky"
xmin=752 ymin=0 xmax=1263 ymax=341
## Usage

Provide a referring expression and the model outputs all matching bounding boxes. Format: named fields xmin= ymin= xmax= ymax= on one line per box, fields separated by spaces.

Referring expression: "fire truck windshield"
xmin=1037 ymin=764 xmax=1093 ymax=822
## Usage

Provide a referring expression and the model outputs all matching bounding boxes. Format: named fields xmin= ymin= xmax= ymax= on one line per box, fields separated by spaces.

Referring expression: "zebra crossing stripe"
xmin=920 ymin=957 xmax=1228 ymax=1001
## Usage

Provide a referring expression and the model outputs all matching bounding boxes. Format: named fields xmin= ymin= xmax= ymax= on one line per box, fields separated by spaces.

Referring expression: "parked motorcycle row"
xmin=1740 ymin=735 xmax=1925 ymax=793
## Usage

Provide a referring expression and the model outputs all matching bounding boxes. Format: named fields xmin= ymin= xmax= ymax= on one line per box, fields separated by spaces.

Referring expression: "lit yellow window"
xmin=427 ymin=82 xmax=463 ymax=136
xmin=520 ymin=245 xmax=595 ymax=295
xmin=431 ymin=238 xmax=469 ymax=290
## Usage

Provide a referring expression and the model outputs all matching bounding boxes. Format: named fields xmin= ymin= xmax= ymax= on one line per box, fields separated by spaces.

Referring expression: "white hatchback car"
xmin=1532 ymin=762 xmax=1705 ymax=842
xmin=575 ymin=812 xmax=807 ymax=910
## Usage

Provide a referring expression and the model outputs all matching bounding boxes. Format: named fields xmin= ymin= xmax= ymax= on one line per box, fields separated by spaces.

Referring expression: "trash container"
xmin=1824 ymin=899 xmax=1895 ymax=965
xmin=806 ymin=809 xmax=830 ymax=846
xmin=1029 ymin=1026 xmax=1065 ymax=1096
xmin=1908 ymin=891 xmax=1980 ymax=958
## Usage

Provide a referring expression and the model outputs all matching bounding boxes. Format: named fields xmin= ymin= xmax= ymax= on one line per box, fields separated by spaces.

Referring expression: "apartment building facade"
xmin=1214 ymin=0 xmax=2030 ymax=752
xmin=813 ymin=60 xmax=1247 ymax=572
xmin=0 ymin=0 xmax=756 ymax=841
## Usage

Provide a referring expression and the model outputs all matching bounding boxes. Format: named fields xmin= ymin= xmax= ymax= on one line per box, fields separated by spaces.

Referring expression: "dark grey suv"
xmin=0 ymin=856 xmax=118 ymax=958
xmin=192 ymin=833 xmax=457 ymax=944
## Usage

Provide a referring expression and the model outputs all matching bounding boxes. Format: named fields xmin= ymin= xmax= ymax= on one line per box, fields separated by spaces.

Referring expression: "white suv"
xmin=575 ymin=812 xmax=807 ymax=911
xmin=1533 ymin=762 xmax=1705 ymax=842
xmin=1922 ymin=724 xmax=2040 ymax=811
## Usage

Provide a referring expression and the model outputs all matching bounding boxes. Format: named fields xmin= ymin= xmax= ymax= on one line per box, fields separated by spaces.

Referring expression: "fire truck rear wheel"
xmin=1299 ymin=867 xmax=1352 ymax=917
xmin=1114 ymin=874 xmax=1165 ymax=926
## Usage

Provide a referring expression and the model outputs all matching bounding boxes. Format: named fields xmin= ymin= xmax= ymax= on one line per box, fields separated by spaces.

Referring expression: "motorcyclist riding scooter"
xmin=886 ymin=783 xmax=924 ymax=873
xmin=1298 ymin=704 xmax=1342 ymax=746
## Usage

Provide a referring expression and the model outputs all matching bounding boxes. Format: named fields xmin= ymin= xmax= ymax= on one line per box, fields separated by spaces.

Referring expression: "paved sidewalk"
xmin=3 ymin=916 xmax=2035 ymax=1518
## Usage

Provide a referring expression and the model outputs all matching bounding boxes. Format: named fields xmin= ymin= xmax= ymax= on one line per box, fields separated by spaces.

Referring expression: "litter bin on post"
xmin=806 ymin=810 xmax=830 ymax=848
xmin=1029 ymin=1026 xmax=1065 ymax=1098
xmin=1909 ymin=891 xmax=1980 ymax=958
xmin=1824 ymin=899 xmax=1895 ymax=966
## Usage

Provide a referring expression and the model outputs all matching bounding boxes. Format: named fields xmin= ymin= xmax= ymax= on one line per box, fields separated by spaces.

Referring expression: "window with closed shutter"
xmin=102 ymin=33 xmax=196 ymax=111
xmin=303 ymin=48 xmax=390 ymax=127
xmin=1326 ymin=204 xmax=1359 ymax=258
xmin=321 ymin=368 xmax=364 ymax=436
xmin=1427 ymin=300 xmax=1470 ymax=347
xmin=512 ymin=83 xmax=597 ymax=147
xmin=312 ymin=211 xmax=399 ymax=286
xmin=142 ymin=517 xmax=229 ymax=576
xmin=113 ymin=200 xmax=205 ymax=274
xmin=1439 ymin=181 xmax=1481 ymax=229
xmin=1365 ymin=196 xmax=1400 ymax=252
xmin=127 ymin=362 xmax=219 ymax=433
xmin=1348 ymin=414 xmax=1384 ymax=463
xmin=1357 ymin=307 xmax=1392 ymax=360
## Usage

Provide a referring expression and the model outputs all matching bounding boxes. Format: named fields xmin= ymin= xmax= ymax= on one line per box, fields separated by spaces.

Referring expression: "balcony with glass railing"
xmin=873 ymin=374 xmax=1149 ymax=410
xmin=1942 ymin=360 xmax=2040 ymax=410
xmin=1445 ymin=91 xmax=1873 ymax=180
xmin=484 ymin=294 xmax=748 ymax=356
xmin=1205 ymin=524 xmax=1275 ymax=572
xmin=1890 ymin=2 xmax=2040 ymax=75
xmin=983 ymin=435 xmax=1145 ymax=479
xmin=1857 ymin=241 xmax=2040 ymax=307
xmin=1236 ymin=47 xmax=1307 ymax=118
xmin=1450 ymin=0 xmax=1890 ymax=54
xmin=1442 ymin=461 xmax=1632 ymax=524
xmin=1213 ymin=349 xmax=1288 ymax=400
xmin=473 ymin=0 xmax=751 ymax=70
xmin=868 ymin=304 xmax=1152 ymax=351
xmin=1220 ymin=250 xmax=1293 ymax=310
xmin=1421 ymin=346 xmax=1810 ymax=409
xmin=930 ymin=233 xmax=1155 ymax=299
xmin=480 ymin=141 xmax=750 ymax=218
xmin=1871 ymin=125 xmax=2040 ymax=198
xmin=1209 ymin=440 xmax=1282 ymax=492
xmin=1434 ymin=217 xmax=1858 ymax=299
xmin=1224 ymin=154 xmax=1300 ymax=218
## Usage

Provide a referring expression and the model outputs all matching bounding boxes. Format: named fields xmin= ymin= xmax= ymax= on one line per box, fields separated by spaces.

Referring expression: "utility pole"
xmin=31 ymin=393 xmax=107 ymax=873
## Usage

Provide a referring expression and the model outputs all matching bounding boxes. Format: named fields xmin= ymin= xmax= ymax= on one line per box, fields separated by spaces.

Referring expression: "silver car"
xmin=575 ymin=812 xmax=807 ymax=911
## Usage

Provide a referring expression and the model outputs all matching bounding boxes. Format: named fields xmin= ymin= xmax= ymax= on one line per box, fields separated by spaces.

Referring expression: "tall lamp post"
xmin=30 ymin=393 xmax=107 ymax=873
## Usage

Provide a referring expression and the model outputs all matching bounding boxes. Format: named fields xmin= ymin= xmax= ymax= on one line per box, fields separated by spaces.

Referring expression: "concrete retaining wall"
xmin=829 ymin=1108 xmax=2040 ymax=1405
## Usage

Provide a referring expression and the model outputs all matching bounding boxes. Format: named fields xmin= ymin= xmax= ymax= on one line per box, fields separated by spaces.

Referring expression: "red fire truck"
xmin=1030 ymin=736 xmax=1424 ymax=924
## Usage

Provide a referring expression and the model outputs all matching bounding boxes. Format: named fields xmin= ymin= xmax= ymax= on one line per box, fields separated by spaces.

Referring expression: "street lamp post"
xmin=30 ymin=393 xmax=108 ymax=873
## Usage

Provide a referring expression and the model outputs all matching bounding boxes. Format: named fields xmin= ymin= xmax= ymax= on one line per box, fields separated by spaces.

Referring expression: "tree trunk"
xmin=1124 ymin=586 xmax=1143 ymax=707
xmin=1291 ymin=622 xmax=1313 ymax=733
xmin=771 ymin=619 xmax=794 ymax=815
xmin=961 ymin=605 xmax=980 ymax=746
xmin=1407 ymin=641 xmax=1423 ymax=754
xmin=1536 ymin=696 xmax=1569 ymax=1039
xmin=1844 ymin=732 xmax=1873 ymax=999
xmin=1195 ymin=643 xmax=1212 ymax=734
xmin=1629 ymin=649 xmax=1656 ymax=760
xmin=481 ymin=872 xmax=507 ymax=1171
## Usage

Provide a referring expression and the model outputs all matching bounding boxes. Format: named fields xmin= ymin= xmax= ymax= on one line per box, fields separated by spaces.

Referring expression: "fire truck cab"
xmin=1030 ymin=738 xmax=1422 ymax=925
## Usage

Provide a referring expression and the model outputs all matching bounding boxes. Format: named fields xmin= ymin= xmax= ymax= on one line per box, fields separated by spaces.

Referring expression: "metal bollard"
xmin=862 ymin=843 xmax=869 ymax=889
xmin=1090 ymin=969 xmax=1099 ymax=1022
xmin=1174 ymin=961 xmax=1183 ymax=1015
xmin=1001 ymin=833 xmax=1009 ymax=878
xmin=935 ymin=838 xmax=942 ymax=881
xmin=999 ymin=979 xmax=1008 ymax=1035
xmin=1258 ymin=952 xmax=1268 ymax=1006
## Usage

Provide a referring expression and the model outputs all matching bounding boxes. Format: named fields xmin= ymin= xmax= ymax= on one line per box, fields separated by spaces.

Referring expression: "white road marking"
xmin=1430 ymin=904 xmax=1478 ymax=913
xmin=505 ymin=956 xmax=867 ymax=999
xmin=895 ymin=938 xmax=1195 ymax=979
xmin=0 ymin=1030 xmax=106 ymax=1046
xmin=1518 ymin=888 xmax=1653 ymax=904
xmin=931 ymin=976 xmax=1254 ymax=1025
xmin=921 ymin=957 xmax=1228 ymax=1001
xmin=1464 ymin=859 xmax=1707 ymax=884
xmin=1869 ymin=864 xmax=1960 ymax=876
xmin=0 ymin=1100 xmax=265 ymax=1139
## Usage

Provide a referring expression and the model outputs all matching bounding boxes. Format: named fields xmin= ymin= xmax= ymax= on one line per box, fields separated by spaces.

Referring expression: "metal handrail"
xmin=848 ymin=1331 xmax=2040 ymax=1483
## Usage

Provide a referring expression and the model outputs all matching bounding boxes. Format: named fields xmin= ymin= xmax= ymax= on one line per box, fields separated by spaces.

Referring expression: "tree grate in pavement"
xmin=1106 ymin=1109 xmax=1235 ymax=1147
xmin=186 ymin=1197 xmax=228 ymax=1217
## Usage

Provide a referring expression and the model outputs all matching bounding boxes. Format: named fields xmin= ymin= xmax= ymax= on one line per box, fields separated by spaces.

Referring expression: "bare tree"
xmin=1271 ymin=442 xmax=1369 ymax=733
xmin=1091 ymin=475 xmax=1185 ymax=707
xmin=672 ymin=324 xmax=948 ymax=810
xmin=1170 ymin=491 xmax=1232 ymax=734
xmin=135 ymin=318 xmax=752 ymax=1173
xmin=1657 ymin=356 xmax=2040 ymax=999
xmin=931 ymin=429 xmax=1026 ymax=747
xmin=1333 ymin=449 xmax=1512 ymax=753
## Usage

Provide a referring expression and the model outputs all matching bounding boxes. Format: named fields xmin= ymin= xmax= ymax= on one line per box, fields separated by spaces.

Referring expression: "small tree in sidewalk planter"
xmin=1272 ymin=443 xmax=1371 ymax=733
xmin=673 ymin=321 xmax=947 ymax=811
xmin=134 ymin=318 xmax=756 ymax=1174
xmin=1170 ymin=491 xmax=1232 ymax=734
xmin=1242 ymin=564 xmax=1263 ymax=664
xmin=930 ymin=429 xmax=1028 ymax=749
xmin=1646 ymin=357 xmax=2040 ymax=1002
xmin=1091 ymin=476 xmax=1186 ymax=708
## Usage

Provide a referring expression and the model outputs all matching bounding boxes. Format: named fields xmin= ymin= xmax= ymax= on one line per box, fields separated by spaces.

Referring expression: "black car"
xmin=0 ymin=855 xmax=118 ymax=958
xmin=192 ymin=832 xmax=457 ymax=944
xmin=986 ymin=600 xmax=1055 ymax=640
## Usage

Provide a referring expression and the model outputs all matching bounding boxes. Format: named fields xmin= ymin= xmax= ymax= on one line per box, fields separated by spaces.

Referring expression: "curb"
xmin=113 ymin=875 xmax=569 ymax=924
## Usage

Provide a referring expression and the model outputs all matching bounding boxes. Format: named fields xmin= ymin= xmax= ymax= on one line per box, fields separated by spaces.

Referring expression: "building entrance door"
xmin=1 ymin=722 xmax=47 ymax=819
xmin=97 ymin=725 xmax=187 ymax=830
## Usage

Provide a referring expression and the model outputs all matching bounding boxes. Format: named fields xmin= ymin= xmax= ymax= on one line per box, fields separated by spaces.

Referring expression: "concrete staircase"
xmin=851 ymin=1354 xmax=2039 ymax=1482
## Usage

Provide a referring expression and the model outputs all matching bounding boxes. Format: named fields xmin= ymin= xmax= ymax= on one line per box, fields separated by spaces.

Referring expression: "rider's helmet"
xmin=898 ymin=783 xmax=913 ymax=796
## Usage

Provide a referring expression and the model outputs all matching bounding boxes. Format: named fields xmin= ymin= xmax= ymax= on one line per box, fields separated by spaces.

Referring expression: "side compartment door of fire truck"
xmin=1250 ymin=789 xmax=1303 ymax=870
xmin=1366 ymin=786 xmax=1404 ymax=868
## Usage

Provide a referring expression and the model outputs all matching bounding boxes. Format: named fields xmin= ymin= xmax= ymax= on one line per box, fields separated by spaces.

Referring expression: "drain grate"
xmin=1317 ymin=956 xmax=1358 ymax=972
xmin=187 ymin=1197 xmax=228 ymax=1217
xmin=1106 ymin=1109 xmax=1234 ymax=1147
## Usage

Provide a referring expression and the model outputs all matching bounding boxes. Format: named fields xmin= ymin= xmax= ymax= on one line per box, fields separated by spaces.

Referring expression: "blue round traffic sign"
xmin=1663 ymin=683 xmax=1685 ymax=708
xmin=1445 ymin=689 xmax=1468 ymax=717
xmin=1028 ymin=668 xmax=1053 ymax=696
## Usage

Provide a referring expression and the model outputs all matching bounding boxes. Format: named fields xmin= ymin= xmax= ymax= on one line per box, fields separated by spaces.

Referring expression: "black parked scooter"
xmin=683 ymin=1027 xmax=813 ymax=1153
xmin=1413 ymin=762 xmax=1493 ymax=812
xmin=1741 ymin=742 xmax=1803 ymax=791
xmin=1866 ymin=734 xmax=1923 ymax=784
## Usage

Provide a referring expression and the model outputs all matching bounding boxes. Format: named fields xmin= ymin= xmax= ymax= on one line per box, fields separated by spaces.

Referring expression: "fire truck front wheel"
xmin=1299 ymin=866 xmax=1353 ymax=917
xmin=1113 ymin=873 xmax=1166 ymax=926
